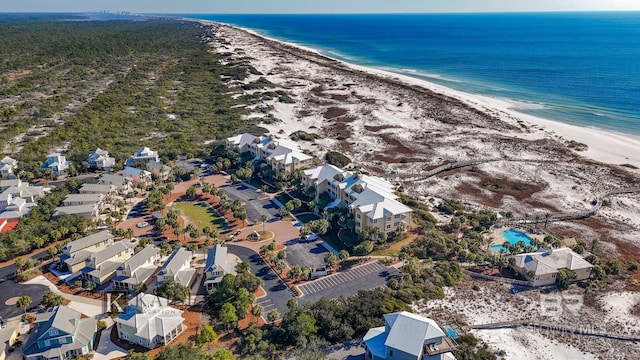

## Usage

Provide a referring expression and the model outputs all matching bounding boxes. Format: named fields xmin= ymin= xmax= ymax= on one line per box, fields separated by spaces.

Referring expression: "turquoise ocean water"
xmin=175 ymin=13 xmax=640 ymax=135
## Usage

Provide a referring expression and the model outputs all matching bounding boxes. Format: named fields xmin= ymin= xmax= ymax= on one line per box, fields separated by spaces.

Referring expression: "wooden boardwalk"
xmin=470 ymin=320 xmax=640 ymax=342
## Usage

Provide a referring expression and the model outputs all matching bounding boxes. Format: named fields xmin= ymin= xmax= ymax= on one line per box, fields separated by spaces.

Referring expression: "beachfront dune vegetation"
xmin=0 ymin=16 xmax=270 ymax=176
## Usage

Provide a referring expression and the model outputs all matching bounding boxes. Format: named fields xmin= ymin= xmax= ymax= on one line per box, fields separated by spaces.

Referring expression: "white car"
xmin=304 ymin=233 xmax=319 ymax=242
xmin=136 ymin=221 xmax=149 ymax=228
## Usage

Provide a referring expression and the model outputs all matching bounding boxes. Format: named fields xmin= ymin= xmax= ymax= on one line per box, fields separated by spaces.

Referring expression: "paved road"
xmin=220 ymin=183 xmax=279 ymax=221
xmin=298 ymin=261 xmax=400 ymax=305
xmin=226 ymin=245 xmax=294 ymax=319
xmin=284 ymin=238 xmax=328 ymax=270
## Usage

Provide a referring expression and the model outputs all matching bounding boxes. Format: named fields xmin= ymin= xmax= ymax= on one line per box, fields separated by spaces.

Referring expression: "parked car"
xmin=136 ymin=221 xmax=149 ymax=228
xmin=304 ymin=233 xmax=319 ymax=242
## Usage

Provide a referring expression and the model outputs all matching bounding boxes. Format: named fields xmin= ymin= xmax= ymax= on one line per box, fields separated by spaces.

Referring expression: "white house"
xmin=156 ymin=248 xmax=195 ymax=288
xmin=203 ymin=245 xmax=237 ymax=291
xmin=0 ymin=156 xmax=17 ymax=178
xmin=80 ymin=241 xmax=134 ymax=285
xmin=86 ymin=148 xmax=116 ymax=171
xmin=226 ymin=133 xmax=313 ymax=176
xmin=114 ymin=294 xmax=185 ymax=349
xmin=121 ymin=166 xmax=152 ymax=185
xmin=364 ymin=311 xmax=457 ymax=360
xmin=41 ymin=153 xmax=72 ymax=175
xmin=303 ymin=165 xmax=412 ymax=234
xmin=112 ymin=245 xmax=161 ymax=292
xmin=509 ymin=247 xmax=593 ymax=286
xmin=126 ymin=147 xmax=159 ymax=165
xmin=22 ymin=306 xmax=97 ymax=360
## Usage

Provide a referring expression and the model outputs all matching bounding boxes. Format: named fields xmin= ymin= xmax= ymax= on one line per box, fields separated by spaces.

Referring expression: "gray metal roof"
xmin=79 ymin=183 xmax=114 ymax=193
xmin=64 ymin=230 xmax=113 ymax=254
xmin=90 ymin=241 xmax=132 ymax=266
xmin=158 ymin=248 xmax=192 ymax=277
xmin=63 ymin=193 xmax=103 ymax=203
xmin=119 ymin=245 xmax=159 ymax=274
xmin=383 ymin=311 xmax=445 ymax=356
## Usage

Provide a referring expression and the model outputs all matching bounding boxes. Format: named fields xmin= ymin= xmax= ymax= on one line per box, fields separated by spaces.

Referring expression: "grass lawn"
xmin=173 ymin=202 xmax=226 ymax=232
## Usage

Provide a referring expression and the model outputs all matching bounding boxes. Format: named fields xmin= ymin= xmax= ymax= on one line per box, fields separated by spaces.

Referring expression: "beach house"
xmin=226 ymin=133 xmax=313 ymax=176
xmin=112 ymin=245 xmax=161 ymax=292
xmin=121 ymin=166 xmax=152 ymax=185
xmin=0 ymin=179 xmax=46 ymax=219
xmin=41 ymin=153 xmax=72 ymax=175
xmin=79 ymin=183 xmax=116 ymax=195
xmin=126 ymin=147 xmax=159 ymax=165
xmin=203 ymin=245 xmax=237 ymax=291
xmin=146 ymin=160 xmax=172 ymax=181
xmin=0 ymin=323 xmax=19 ymax=360
xmin=80 ymin=241 xmax=134 ymax=285
xmin=22 ymin=306 xmax=97 ymax=360
xmin=62 ymin=193 xmax=104 ymax=207
xmin=303 ymin=165 xmax=412 ymax=234
xmin=509 ymin=247 xmax=593 ymax=286
xmin=0 ymin=156 xmax=17 ymax=179
xmin=156 ymin=248 xmax=195 ymax=288
xmin=363 ymin=311 xmax=457 ymax=360
xmin=114 ymin=293 xmax=185 ymax=349
xmin=99 ymin=174 xmax=132 ymax=194
xmin=59 ymin=230 xmax=114 ymax=273
xmin=86 ymin=148 xmax=116 ymax=171
xmin=53 ymin=204 xmax=99 ymax=222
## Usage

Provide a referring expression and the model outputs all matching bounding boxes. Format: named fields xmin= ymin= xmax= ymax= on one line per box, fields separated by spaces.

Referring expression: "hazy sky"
xmin=1 ymin=0 xmax=639 ymax=14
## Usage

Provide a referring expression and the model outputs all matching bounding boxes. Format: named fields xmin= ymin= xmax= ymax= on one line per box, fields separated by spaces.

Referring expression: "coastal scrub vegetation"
xmin=0 ymin=16 xmax=266 ymax=175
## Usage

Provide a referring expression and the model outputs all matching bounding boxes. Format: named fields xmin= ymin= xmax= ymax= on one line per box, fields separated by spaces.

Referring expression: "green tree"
xmin=196 ymin=325 xmax=218 ymax=349
xmin=85 ymin=281 xmax=97 ymax=291
xmin=556 ymin=268 xmax=578 ymax=290
xmin=156 ymin=343 xmax=212 ymax=360
xmin=220 ymin=302 xmax=238 ymax=330
xmin=17 ymin=295 xmax=32 ymax=314
xmin=154 ymin=279 xmax=191 ymax=303
xmin=186 ymin=185 xmax=198 ymax=200
xmin=42 ymin=290 xmax=65 ymax=308
xmin=125 ymin=350 xmax=152 ymax=360
xmin=134 ymin=282 xmax=147 ymax=294
xmin=212 ymin=349 xmax=235 ymax=360
xmin=267 ymin=309 xmax=279 ymax=323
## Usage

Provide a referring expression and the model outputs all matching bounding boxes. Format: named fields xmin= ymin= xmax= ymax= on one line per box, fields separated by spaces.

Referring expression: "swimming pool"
xmin=445 ymin=327 xmax=458 ymax=339
xmin=489 ymin=229 xmax=534 ymax=252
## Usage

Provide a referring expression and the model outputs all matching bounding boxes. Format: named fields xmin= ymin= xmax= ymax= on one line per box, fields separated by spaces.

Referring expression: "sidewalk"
xmin=93 ymin=319 xmax=127 ymax=360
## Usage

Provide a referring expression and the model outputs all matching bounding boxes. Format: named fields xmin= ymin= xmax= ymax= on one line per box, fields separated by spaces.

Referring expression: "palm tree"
xmin=17 ymin=295 xmax=32 ymax=314
xmin=251 ymin=304 xmax=264 ymax=325
xmin=261 ymin=214 xmax=267 ymax=233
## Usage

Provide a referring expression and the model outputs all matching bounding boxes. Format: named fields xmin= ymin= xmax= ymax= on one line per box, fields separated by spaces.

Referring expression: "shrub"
xmin=324 ymin=151 xmax=351 ymax=168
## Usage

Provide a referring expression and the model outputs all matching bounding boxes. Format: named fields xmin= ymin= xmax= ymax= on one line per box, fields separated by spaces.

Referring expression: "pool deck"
xmin=486 ymin=227 xmax=545 ymax=250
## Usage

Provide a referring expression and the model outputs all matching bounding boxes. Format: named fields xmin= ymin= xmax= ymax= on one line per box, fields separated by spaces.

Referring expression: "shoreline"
xmin=205 ymin=18 xmax=640 ymax=169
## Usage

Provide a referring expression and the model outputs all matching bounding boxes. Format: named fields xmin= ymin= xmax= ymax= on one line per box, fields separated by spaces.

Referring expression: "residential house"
xmin=0 ymin=156 xmax=17 ymax=179
xmin=203 ymin=245 xmax=237 ymax=291
xmin=156 ymin=248 xmax=195 ymax=288
xmin=59 ymin=230 xmax=115 ymax=273
xmin=80 ymin=241 xmax=134 ymax=285
xmin=99 ymin=174 xmax=132 ymax=194
xmin=146 ymin=160 xmax=172 ymax=181
xmin=0 ymin=218 xmax=19 ymax=233
xmin=0 ymin=178 xmax=47 ymax=205
xmin=509 ymin=247 xmax=593 ymax=286
xmin=364 ymin=311 xmax=457 ymax=360
xmin=114 ymin=293 xmax=185 ymax=349
xmin=121 ymin=166 xmax=152 ymax=185
xmin=79 ymin=183 xmax=115 ymax=195
xmin=22 ymin=306 xmax=97 ymax=360
xmin=86 ymin=148 xmax=116 ymax=171
xmin=126 ymin=147 xmax=159 ymax=165
xmin=62 ymin=193 xmax=104 ymax=207
xmin=113 ymin=245 xmax=161 ymax=292
xmin=41 ymin=153 xmax=72 ymax=175
xmin=303 ymin=165 xmax=412 ymax=234
xmin=0 ymin=196 xmax=36 ymax=220
xmin=226 ymin=134 xmax=313 ymax=176
xmin=0 ymin=324 xmax=19 ymax=360
xmin=53 ymin=204 xmax=99 ymax=222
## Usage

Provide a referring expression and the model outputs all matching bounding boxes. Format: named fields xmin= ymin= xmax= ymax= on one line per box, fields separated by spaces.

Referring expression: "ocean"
xmin=176 ymin=13 xmax=640 ymax=136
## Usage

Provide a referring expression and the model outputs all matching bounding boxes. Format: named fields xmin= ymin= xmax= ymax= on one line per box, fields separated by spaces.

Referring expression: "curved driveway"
xmin=226 ymin=244 xmax=294 ymax=319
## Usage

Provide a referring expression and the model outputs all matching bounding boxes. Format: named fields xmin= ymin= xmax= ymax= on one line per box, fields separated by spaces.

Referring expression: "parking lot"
xmin=284 ymin=238 xmax=329 ymax=270
xmin=219 ymin=183 xmax=279 ymax=221
xmin=298 ymin=261 xmax=400 ymax=304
